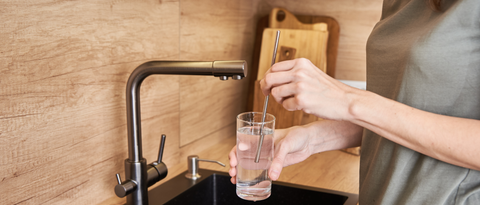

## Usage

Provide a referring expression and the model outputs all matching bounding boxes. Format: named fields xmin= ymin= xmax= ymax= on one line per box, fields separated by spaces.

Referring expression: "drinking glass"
xmin=236 ymin=112 xmax=275 ymax=201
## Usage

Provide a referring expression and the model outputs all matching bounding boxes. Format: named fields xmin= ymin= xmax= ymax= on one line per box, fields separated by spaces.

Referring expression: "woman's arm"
xmin=261 ymin=58 xmax=480 ymax=171
xmin=349 ymin=90 xmax=480 ymax=170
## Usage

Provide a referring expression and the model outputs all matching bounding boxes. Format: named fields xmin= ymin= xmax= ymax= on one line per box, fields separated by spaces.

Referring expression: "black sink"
xmin=148 ymin=169 xmax=358 ymax=205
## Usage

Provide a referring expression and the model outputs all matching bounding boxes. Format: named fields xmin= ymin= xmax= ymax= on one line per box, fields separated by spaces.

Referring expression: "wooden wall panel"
xmin=178 ymin=0 xmax=256 ymax=146
xmin=179 ymin=77 xmax=246 ymax=146
xmin=0 ymin=1 xmax=181 ymax=204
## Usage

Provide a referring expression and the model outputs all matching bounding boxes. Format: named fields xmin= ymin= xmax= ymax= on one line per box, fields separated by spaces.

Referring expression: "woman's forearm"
xmin=348 ymin=89 xmax=480 ymax=170
xmin=305 ymin=119 xmax=364 ymax=154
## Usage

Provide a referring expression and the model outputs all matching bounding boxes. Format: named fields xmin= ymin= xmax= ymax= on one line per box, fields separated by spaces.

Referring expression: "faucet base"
xmin=125 ymin=158 xmax=148 ymax=205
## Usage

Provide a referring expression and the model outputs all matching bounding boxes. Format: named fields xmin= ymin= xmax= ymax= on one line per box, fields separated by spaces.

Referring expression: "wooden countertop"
xmin=100 ymin=136 xmax=359 ymax=204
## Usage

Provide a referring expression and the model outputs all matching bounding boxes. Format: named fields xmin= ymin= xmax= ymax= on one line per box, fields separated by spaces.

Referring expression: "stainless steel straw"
xmin=254 ymin=30 xmax=280 ymax=163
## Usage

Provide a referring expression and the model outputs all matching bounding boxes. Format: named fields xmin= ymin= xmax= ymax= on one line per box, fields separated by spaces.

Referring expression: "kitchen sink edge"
xmin=147 ymin=168 xmax=358 ymax=205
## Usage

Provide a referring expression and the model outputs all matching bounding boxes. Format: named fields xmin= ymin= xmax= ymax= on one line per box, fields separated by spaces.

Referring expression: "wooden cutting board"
xmin=268 ymin=7 xmax=339 ymax=78
xmin=256 ymin=28 xmax=328 ymax=80
xmin=269 ymin=8 xmax=328 ymax=31
xmin=257 ymin=8 xmax=330 ymax=80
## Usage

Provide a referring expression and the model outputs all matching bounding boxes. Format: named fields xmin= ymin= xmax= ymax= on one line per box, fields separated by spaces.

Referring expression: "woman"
xmin=229 ymin=0 xmax=480 ymax=204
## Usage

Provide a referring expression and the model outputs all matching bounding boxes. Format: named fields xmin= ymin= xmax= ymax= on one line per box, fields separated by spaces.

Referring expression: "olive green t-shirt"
xmin=361 ymin=0 xmax=480 ymax=204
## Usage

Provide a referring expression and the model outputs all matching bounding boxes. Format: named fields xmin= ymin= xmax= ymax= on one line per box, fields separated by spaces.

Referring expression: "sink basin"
xmin=149 ymin=169 xmax=358 ymax=205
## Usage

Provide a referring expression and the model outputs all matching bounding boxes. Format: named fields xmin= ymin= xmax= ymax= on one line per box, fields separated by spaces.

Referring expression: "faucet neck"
xmin=125 ymin=61 xmax=214 ymax=162
xmin=125 ymin=61 xmax=247 ymax=162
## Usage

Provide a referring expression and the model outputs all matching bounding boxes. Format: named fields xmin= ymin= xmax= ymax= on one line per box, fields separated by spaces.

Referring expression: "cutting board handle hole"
xmin=276 ymin=10 xmax=286 ymax=22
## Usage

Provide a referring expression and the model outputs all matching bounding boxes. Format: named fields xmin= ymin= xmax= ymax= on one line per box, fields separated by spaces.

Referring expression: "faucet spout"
xmin=120 ymin=60 xmax=247 ymax=205
xmin=126 ymin=60 xmax=247 ymax=162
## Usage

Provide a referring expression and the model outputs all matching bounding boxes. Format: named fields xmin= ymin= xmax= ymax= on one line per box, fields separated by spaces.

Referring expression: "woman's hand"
xmin=260 ymin=58 xmax=356 ymax=121
xmin=229 ymin=125 xmax=316 ymax=183
xmin=228 ymin=145 xmax=239 ymax=184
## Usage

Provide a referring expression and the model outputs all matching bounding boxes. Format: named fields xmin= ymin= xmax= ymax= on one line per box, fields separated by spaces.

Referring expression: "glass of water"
xmin=236 ymin=112 xmax=275 ymax=201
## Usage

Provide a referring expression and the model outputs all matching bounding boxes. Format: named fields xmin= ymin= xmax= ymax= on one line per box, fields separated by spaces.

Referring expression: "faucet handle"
xmin=114 ymin=173 xmax=137 ymax=198
xmin=146 ymin=134 xmax=168 ymax=187
xmin=185 ymin=155 xmax=225 ymax=180
xmin=155 ymin=134 xmax=166 ymax=165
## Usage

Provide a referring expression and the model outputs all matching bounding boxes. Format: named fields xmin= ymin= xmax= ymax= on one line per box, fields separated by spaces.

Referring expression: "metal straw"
xmin=255 ymin=30 xmax=280 ymax=163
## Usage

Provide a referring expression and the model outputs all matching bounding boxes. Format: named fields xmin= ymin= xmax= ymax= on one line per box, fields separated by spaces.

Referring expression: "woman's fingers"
xmin=281 ymin=94 xmax=307 ymax=112
xmin=228 ymin=146 xmax=237 ymax=184
xmin=260 ymin=72 xmax=294 ymax=96
xmin=260 ymin=58 xmax=318 ymax=97
xmin=260 ymin=59 xmax=300 ymax=96
xmin=229 ymin=146 xmax=237 ymax=167
xmin=268 ymin=159 xmax=283 ymax=181
xmin=270 ymin=82 xmax=301 ymax=107
xmin=270 ymin=59 xmax=297 ymax=72
xmin=268 ymin=139 xmax=291 ymax=181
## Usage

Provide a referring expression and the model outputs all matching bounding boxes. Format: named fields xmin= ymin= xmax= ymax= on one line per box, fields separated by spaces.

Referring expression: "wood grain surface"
xmin=269 ymin=8 xmax=328 ymax=31
xmin=1 ymin=0 xmax=380 ymax=204
xmin=256 ymin=28 xmax=328 ymax=80
xmin=178 ymin=0 xmax=253 ymax=146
